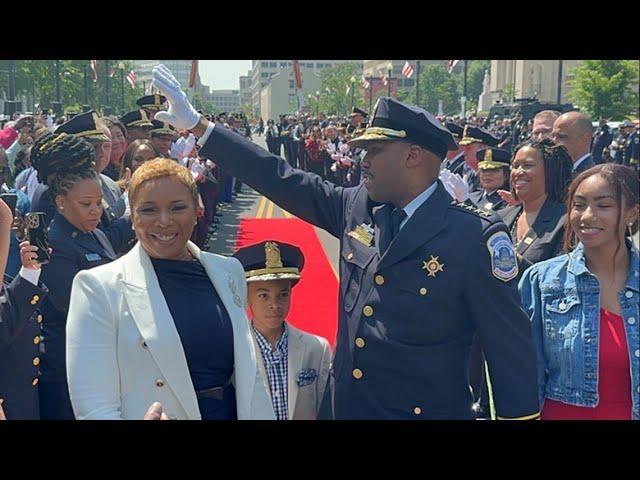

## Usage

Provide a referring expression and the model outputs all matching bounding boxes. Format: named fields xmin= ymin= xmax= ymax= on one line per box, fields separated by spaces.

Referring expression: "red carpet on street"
xmin=235 ymin=218 xmax=338 ymax=348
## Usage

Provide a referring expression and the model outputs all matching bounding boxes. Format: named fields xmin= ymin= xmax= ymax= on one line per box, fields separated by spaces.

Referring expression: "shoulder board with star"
xmin=448 ymin=200 xmax=494 ymax=220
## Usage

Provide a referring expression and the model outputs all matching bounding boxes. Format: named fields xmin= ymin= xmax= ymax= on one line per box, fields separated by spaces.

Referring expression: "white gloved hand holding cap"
xmin=439 ymin=169 xmax=470 ymax=202
xmin=152 ymin=64 xmax=201 ymax=130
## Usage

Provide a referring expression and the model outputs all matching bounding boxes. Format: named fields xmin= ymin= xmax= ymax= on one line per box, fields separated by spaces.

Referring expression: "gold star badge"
xmin=422 ymin=255 xmax=444 ymax=278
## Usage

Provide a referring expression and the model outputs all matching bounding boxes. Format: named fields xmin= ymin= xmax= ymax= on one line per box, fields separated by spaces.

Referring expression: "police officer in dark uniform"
xmin=149 ymin=119 xmax=177 ymax=158
xmin=441 ymin=122 xmax=464 ymax=174
xmin=0 ymin=198 xmax=48 ymax=420
xmin=31 ymin=132 xmax=118 ymax=419
xmin=592 ymin=116 xmax=613 ymax=164
xmin=120 ymin=109 xmax=154 ymax=142
xmin=347 ymin=107 xmax=368 ymax=135
xmin=152 ymin=64 xmax=540 ymax=420
xmin=458 ymin=125 xmax=500 ymax=193
xmin=31 ymin=111 xmax=135 ymax=255
xmin=469 ymin=148 xmax=511 ymax=212
xmin=136 ymin=93 xmax=167 ymax=121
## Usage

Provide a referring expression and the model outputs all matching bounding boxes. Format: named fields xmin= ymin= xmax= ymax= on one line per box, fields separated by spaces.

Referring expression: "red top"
xmin=542 ymin=309 xmax=632 ymax=420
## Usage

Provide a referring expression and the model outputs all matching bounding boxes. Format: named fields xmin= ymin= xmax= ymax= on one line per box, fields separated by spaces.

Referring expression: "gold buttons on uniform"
xmin=347 ymin=253 xmax=354 ymax=260
xmin=33 ymin=357 xmax=40 ymax=366
xmin=33 ymin=336 xmax=41 ymax=345
xmin=30 ymin=295 xmax=40 ymax=305
xmin=355 ymin=338 xmax=366 ymax=348
xmin=375 ymin=275 xmax=385 ymax=285
xmin=352 ymin=369 xmax=363 ymax=379
xmin=419 ymin=288 xmax=428 ymax=296
xmin=363 ymin=306 xmax=374 ymax=317
xmin=36 ymin=314 xmax=43 ymax=323
xmin=72 ymin=231 xmax=78 ymax=238
xmin=32 ymin=378 xmax=39 ymax=386
xmin=156 ymin=379 xmax=165 ymax=388
xmin=413 ymin=407 xmax=422 ymax=415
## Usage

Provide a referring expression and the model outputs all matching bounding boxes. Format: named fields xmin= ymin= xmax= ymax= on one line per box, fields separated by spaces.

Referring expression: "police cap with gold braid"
xmin=476 ymin=148 xmax=511 ymax=170
xmin=348 ymin=97 xmax=457 ymax=158
xmin=458 ymin=125 xmax=499 ymax=147
xmin=55 ymin=110 xmax=109 ymax=142
xmin=233 ymin=240 xmax=305 ymax=285
xmin=120 ymin=109 xmax=154 ymax=129
xmin=136 ymin=94 xmax=167 ymax=111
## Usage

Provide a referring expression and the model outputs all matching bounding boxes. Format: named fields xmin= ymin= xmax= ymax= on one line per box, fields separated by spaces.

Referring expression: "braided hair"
xmin=31 ymin=132 xmax=99 ymax=197
xmin=510 ymin=138 xmax=574 ymax=204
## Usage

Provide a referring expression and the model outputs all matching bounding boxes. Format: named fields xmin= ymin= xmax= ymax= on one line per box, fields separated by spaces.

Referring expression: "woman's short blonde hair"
xmin=128 ymin=157 xmax=198 ymax=208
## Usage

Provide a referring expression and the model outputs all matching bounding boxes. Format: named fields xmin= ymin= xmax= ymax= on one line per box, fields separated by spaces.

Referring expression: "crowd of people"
xmin=0 ymin=62 xmax=638 ymax=421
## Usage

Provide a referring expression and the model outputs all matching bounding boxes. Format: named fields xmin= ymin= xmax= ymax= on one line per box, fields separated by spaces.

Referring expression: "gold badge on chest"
xmin=347 ymin=223 xmax=374 ymax=247
xmin=422 ymin=255 xmax=444 ymax=278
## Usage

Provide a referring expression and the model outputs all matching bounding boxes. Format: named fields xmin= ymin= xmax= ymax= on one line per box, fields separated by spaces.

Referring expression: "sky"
xmin=199 ymin=60 xmax=252 ymax=90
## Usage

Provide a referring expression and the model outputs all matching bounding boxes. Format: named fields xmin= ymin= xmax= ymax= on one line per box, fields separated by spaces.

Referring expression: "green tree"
xmin=317 ymin=62 xmax=363 ymax=116
xmin=2 ymin=60 xmax=143 ymax=115
xmin=568 ymin=60 xmax=639 ymax=120
xmin=465 ymin=60 xmax=490 ymax=110
xmin=415 ymin=64 xmax=461 ymax=115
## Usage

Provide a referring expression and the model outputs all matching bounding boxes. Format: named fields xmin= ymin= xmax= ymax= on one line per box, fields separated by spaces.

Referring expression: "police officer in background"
xmin=136 ymin=94 xmax=167 ymax=121
xmin=0 ymin=197 xmax=48 ymax=419
xmin=469 ymin=148 xmax=511 ymax=212
xmin=591 ymin=116 xmax=613 ymax=164
xmin=151 ymin=64 xmax=540 ymax=420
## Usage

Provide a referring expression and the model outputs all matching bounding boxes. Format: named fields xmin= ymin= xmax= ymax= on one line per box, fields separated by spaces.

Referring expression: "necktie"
xmin=391 ymin=208 xmax=407 ymax=239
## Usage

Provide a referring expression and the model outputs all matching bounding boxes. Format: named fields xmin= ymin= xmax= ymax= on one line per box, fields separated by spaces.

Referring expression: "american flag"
xmin=381 ymin=74 xmax=388 ymax=86
xmin=401 ymin=62 xmax=414 ymax=78
xmin=447 ymin=60 xmax=461 ymax=73
xmin=90 ymin=60 xmax=98 ymax=82
xmin=126 ymin=70 xmax=137 ymax=88
xmin=189 ymin=60 xmax=199 ymax=88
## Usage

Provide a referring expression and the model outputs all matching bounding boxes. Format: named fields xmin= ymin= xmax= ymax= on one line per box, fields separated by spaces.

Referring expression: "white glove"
xmin=170 ymin=136 xmax=186 ymax=160
xmin=183 ymin=133 xmax=196 ymax=157
xmin=151 ymin=64 xmax=201 ymax=130
xmin=439 ymin=170 xmax=470 ymax=202
xmin=190 ymin=160 xmax=206 ymax=181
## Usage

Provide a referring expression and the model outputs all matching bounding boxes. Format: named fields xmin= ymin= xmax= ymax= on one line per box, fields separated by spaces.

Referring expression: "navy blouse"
xmin=151 ymin=257 xmax=236 ymax=419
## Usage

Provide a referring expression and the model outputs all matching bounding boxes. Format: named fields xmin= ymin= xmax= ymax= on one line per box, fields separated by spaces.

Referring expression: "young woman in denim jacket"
xmin=520 ymin=164 xmax=639 ymax=420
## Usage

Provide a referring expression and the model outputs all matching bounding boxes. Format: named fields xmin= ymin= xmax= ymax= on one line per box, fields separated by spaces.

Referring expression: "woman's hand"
xmin=20 ymin=240 xmax=51 ymax=270
xmin=497 ymin=189 xmax=521 ymax=206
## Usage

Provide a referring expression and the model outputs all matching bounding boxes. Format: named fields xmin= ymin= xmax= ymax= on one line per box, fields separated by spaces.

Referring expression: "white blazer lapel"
xmin=122 ymin=243 xmax=201 ymax=420
xmin=287 ymin=326 xmax=306 ymax=420
xmin=188 ymin=242 xmax=265 ymax=419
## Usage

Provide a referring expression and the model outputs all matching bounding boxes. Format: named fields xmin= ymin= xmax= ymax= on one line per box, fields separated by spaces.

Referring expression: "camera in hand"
xmin=25 ymin=212 xmax=51 ymax=265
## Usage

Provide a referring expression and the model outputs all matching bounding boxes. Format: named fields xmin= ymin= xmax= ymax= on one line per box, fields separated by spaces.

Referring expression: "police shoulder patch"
xmin=486 ymin=231 xmax=518 ymax=282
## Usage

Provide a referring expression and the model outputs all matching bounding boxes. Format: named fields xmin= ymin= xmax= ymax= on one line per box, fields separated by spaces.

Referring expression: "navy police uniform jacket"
xmin=0 ymin=274 xmax=47 ymax=419
xmin=199 ymin=125 xmax=540 ymax=420
xmin=39 ymin=214 xmax=116 ymax=385
xmin=30 ymin=179 xmax=135 ymax=255
xmin=469 ymin=190 xmax=507 ymax=212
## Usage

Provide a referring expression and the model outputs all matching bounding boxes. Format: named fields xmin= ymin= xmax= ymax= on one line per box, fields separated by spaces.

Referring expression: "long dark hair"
xmin=510 ymin=138 xmax=573 ymax=203
xmin=563 ymin=164 xmax=639 ymax=254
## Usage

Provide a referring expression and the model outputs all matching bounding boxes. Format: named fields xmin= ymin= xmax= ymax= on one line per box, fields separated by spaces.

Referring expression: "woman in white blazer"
xmin=66 ymin=158 xmax=274 ymax=420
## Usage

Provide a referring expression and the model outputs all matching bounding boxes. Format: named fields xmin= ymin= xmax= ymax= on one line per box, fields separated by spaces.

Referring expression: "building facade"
xmin=250 ymin=60 xmax=363 ymax=117
xmin=133 ymin=60 xmax=194 ymax=93
xmin=239 ymin=74 xmax=252 ymax=110
xmin=488 ymin=60 xmax=583 ymax=105
xmin=363 ymin=60 xmax=460 ymax=89
xmin=210 ymin=89 xmax=240 ymax=112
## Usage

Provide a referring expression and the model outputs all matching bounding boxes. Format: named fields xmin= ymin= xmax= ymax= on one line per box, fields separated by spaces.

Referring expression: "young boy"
xmin=233 ymin=240 xmax=331 ymax=420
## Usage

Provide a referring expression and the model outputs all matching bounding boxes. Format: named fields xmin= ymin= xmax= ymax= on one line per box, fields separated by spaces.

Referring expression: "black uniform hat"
xmin=349 ymin=107 xmax=368 ymax=118
xmin=136 ymin=94 xmax=167 ymax=111
xmin=55 ymin=110 xmax=109 ymax=142
xmin=120 ymin=109 xmax=154 ymax=129
xmin=150 ymin=119 xmax=176 ymax=137
xmin=476 ymin=148 xmax=511 ymax=170
xmin=233 ymin=240 xmax=305 ymax=284
xmin=459 ymin=125 xmax=499 ymax=147
xmin=348 ymin=97 xmax=457 ymax=158
xmin=445 ymin=122 xmax=464 ymax=139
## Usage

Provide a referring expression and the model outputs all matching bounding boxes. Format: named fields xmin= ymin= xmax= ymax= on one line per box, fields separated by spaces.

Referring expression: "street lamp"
xmin=315 ymin=90 xmax=320 ymax=117
xmin=387 ymin=62 xmax=393 ymax=97
xmin=52 ymin=60 xmax=62 ymax=115
xmin=119 ymin=62 xmax=125 ymax=114
xmin=350 ymin=75 xmax=356 ymax=112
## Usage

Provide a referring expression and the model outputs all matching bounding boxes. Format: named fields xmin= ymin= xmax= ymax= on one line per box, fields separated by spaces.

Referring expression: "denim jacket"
xmin=519 ymin=241 xmax=640 ymax=420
